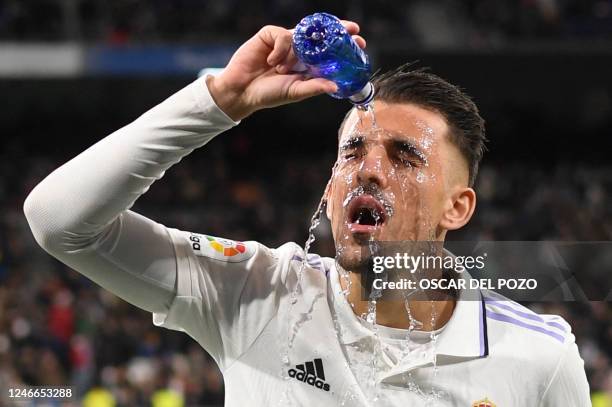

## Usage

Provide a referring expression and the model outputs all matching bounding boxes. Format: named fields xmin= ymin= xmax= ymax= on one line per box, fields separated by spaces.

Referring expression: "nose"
xmin=356 ymin=145 xmax=389 ymax=189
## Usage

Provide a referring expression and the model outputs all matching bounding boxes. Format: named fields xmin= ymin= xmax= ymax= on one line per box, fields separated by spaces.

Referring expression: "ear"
xmin=439 ymin=187 xmax=476 ymax=231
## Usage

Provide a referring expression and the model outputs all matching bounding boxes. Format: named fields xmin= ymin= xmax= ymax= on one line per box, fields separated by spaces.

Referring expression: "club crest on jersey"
xmin=189 ymin=233 xmax=254 ymax=262
xmin=472 ymin=397 xmax=496 ymax=407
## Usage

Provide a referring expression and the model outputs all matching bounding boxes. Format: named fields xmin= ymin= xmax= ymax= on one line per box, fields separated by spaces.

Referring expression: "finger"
xmin=288 ymin=78 xmax=338 ymax=102
xmin=258 ymin=25 xmax=293 ymax=66
xmin=266 ymin=31 xmax=292 ymax=66
xmin=275 ymin=49 xmax=299 ymax=74
xmin=353 ymin=35 xmax=366 ymax=49
xmin=340 ymin=20 xmax=360 ymax=35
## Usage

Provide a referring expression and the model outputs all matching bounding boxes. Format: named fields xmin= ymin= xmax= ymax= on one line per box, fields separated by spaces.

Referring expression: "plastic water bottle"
xmin=293 ymin=12 xmax=374 ymax=106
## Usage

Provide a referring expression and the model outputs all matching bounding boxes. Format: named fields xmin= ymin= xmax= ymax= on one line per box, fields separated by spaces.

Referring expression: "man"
xmin=24 ymin=21 xmax=590 ymax=406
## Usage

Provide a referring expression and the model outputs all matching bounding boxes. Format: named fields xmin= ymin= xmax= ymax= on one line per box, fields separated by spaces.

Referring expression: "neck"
xmin=338 ymin=269 xmax=455 ymax=331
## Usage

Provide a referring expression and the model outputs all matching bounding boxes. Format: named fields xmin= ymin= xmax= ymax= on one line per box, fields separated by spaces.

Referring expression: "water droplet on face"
xmin=416 ymin=171 xmax=426 ymax=183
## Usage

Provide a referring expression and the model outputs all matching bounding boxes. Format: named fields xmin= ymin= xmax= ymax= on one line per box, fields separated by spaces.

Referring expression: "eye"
xmin=340 ymin=137 xmax=365 ymax=161
xmin=396 ymin=150 xmax=419 ymax=167
xmin=394 ymin=142 xmax=426 ymax=168
xmin=343 ymin=149 xmax=364 ymax=161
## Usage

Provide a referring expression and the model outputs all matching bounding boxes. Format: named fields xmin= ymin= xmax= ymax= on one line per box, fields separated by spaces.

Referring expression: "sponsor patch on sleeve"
xmin=187 ymin=233 xmax=255 ymax=262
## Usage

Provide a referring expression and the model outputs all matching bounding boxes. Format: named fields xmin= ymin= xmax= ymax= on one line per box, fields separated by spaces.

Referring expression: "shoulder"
xmin=483 ymin=290 xmax=572 ymax=347
xmin=482 ymin=290 xmax=579 ymax=382
xmin=482 ymin=290 xmax=591 ymax=405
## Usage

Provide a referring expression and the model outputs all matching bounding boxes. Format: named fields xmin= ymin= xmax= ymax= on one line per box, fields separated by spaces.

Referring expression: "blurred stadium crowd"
xmin=1 ymin=1 xmax=611 ymax=406
xmin=0 ymin=138 xmax=611 ymax=405
xmin=1 ymin=0 xmax=612 ymax=45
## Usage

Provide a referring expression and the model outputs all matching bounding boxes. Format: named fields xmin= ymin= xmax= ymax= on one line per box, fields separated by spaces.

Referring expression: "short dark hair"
xmin=341 ymin=63 xmax=487 ymax=187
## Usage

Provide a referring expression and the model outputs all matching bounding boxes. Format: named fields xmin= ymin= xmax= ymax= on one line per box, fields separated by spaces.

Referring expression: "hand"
xmin=207 ymin=21 xmax=366 ymax=121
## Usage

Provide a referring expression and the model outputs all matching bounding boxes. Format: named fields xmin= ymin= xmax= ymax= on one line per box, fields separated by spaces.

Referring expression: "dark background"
xmin=1 ymin=1 xmax=611 ymax=406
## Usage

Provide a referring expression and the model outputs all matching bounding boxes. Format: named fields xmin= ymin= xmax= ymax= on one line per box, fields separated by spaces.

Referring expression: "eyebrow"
xmin=392 ymin=138 xmax=428 ymax=164
xmin=339 ymin=132 xmax=430 ymax=164
xmin=340 ymin=136 xmax=365 ymax=151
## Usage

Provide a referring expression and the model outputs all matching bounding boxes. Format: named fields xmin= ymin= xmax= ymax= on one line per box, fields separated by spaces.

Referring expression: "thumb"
xmin=287 ymin=78 xmax=338 ymax=102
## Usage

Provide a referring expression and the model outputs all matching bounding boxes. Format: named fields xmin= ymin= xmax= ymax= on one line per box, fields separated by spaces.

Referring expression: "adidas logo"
xmin=288 ymin=358 xmax=330 ymax=392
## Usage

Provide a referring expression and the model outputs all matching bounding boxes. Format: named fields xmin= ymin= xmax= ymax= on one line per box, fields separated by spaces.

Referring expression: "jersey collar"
xmin=328 ymin=265 xmax=489 ymax=360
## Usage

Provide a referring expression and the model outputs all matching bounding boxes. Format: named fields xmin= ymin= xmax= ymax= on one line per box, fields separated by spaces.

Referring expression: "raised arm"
xmin=23 ymin=78 xmax=239 ymax=313
xmin=23 ymin=24 xmax=358 ymax=314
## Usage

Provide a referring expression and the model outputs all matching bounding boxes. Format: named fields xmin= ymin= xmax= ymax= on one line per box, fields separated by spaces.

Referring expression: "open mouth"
xmin=347 ymin=195 xmax=387 ymax=234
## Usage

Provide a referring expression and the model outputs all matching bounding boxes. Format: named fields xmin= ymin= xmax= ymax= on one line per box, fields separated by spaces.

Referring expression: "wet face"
xmin=325 ymin=101 xmax=472 ymax=271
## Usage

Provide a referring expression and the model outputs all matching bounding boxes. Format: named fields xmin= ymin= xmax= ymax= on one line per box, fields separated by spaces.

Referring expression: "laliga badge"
xmin=472 ymin=397 xmax=496 ymax=407
xmin=189 ymin=233 xmax=255 ymax=262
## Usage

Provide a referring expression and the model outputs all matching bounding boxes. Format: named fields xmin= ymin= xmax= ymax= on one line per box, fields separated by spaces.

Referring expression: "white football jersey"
xmin=154 ymin=231 xmax=591 ymax=407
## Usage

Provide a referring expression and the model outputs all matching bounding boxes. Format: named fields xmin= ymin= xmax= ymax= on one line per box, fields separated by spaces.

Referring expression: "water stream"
xmin=279 ymin=196 xmax=325 ymax=405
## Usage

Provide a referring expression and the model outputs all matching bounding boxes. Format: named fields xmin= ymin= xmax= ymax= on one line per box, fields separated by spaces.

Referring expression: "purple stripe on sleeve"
xmin=486 ymin=311 xmax=565 ymax=343
xmin=484 ymin=298 xmax=567 ymax=333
